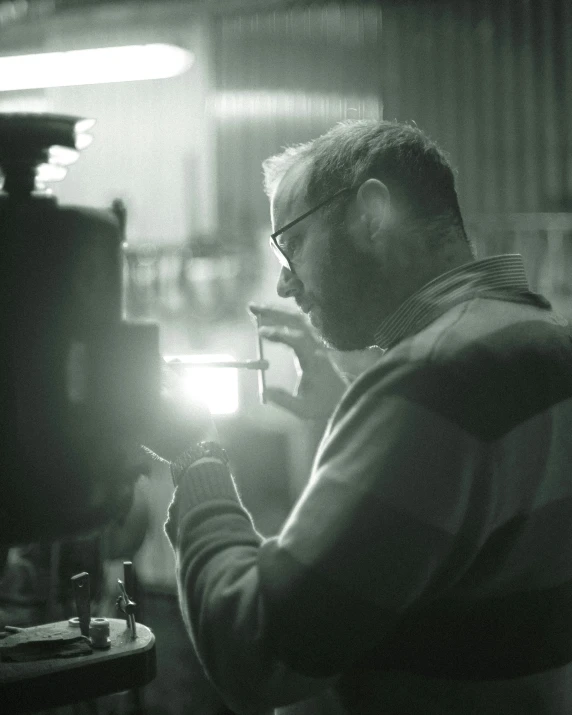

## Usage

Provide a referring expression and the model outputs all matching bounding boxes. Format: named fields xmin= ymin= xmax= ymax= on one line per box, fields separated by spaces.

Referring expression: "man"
xmin=153 ymin=120 xmax=572 ymax=714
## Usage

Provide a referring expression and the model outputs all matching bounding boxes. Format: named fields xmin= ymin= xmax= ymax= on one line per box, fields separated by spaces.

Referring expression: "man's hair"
xmin=262 ymin=120 xmax=467 ymax=237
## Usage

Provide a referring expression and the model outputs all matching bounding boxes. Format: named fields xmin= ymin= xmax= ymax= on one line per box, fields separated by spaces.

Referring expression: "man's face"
xmin=271 ymin=166 xmax=383 ymax=350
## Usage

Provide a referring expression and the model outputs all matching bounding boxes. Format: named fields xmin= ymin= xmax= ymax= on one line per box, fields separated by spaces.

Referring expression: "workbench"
xmin=0 ymin=617 xmax=156 ymax=713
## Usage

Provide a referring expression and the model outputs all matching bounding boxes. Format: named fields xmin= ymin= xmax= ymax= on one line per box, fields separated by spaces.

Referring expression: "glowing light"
xmin=0 ymin=44 xmax=194 ymax=92
xmin=165 ymin=355 xmax=239 ymax=416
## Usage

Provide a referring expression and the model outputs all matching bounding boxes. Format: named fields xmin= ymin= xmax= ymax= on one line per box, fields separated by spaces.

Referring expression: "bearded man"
xmin=152 ymin=120 xmax=572 ymax=715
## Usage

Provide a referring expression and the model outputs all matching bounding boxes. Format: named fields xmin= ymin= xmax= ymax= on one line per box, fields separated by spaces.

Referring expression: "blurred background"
xmin=0 ymin=0 xmax=570 ymax=713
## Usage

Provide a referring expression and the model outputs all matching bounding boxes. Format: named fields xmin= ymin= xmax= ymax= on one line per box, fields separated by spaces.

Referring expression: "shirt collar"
xmin=374 ymin=254 xmax=530 ymax=350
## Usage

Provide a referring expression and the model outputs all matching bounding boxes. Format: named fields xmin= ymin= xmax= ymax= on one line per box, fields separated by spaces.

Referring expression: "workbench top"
xmin=0 ymin=617 xmax=156 ymax=712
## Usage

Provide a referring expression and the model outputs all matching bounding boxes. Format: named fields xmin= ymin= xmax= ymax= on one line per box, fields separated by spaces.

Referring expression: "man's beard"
xmin=308 ymin=225 xmax=384 ymax=351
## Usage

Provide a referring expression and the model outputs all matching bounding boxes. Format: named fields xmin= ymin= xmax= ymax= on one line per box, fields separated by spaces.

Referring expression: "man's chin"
xmin=306 ymin=308 xmax=332 ymax=346
xmin=310 ymin=309 xmax=372 ymax=351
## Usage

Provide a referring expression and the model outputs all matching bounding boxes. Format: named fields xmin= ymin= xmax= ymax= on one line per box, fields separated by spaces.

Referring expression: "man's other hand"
xmin=249 ymin=304 xmax=348 ymax=420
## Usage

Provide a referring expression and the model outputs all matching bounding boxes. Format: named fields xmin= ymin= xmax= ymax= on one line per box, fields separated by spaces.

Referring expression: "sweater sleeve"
xmin=164 ymin=463 xmax=339 ymax=715
xmin=165 ymin=364 xmax=482 ymax=711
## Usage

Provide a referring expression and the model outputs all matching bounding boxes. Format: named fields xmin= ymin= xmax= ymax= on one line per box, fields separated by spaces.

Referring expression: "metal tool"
xmin=166 ymin=358 xmax=268 ymax=370
xmin=71 ymin=571 xmax=91 ymax=638
xmin=254 ymin=315 xmax=267 ymax=404
xmin=123 ymin=560 xmax=135 ymax=597
xmin=116 ymin=568 xmax=137 ymax=640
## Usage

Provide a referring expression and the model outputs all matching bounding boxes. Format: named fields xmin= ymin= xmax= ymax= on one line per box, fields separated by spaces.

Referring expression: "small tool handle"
xmin=71 ymin=571 xmax=91 ymax=637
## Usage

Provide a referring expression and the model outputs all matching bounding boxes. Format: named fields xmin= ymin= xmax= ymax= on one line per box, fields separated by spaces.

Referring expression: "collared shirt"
xmin=374 ymin=254 xmax=530 ymax=350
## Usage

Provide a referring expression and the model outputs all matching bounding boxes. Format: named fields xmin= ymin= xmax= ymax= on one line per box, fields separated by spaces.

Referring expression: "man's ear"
xmin=355 ymin=179 xmax=391 ymax=242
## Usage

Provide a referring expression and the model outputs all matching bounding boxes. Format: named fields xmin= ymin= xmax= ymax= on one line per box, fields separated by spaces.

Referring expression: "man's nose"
xmin=276 ymin=265 xmax=300 ymax=298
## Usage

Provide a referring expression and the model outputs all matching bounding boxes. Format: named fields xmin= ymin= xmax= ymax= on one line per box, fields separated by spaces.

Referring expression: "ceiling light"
xmin=0 ymin=44 xmax=194 ymax=92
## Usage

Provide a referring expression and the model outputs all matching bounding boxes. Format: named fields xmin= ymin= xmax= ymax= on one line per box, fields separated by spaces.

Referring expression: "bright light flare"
xmin=0 ymin=44 xmax=194 ymax=91
xmin=166 ymin=354 xmax=239 ymax=416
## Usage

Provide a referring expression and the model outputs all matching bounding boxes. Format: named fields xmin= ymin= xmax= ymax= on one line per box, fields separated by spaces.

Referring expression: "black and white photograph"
xmin=0 ymin=1 xmax=571 ymax=713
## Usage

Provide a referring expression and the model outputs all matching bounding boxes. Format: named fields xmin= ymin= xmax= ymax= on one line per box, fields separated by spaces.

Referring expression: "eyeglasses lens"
xmin=269 ymin=237 xmax=292 ymax=272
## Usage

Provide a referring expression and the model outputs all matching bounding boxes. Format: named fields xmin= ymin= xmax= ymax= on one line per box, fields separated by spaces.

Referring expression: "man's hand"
xmin=249 ymin=304 xmax=348 ymax=420
xmin=141 ymin=361 xmax=219 ymax=464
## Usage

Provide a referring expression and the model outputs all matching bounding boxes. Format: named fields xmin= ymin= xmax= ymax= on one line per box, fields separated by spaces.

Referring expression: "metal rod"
xmin=255 ymin=319 xmax=267 ymax=404
xmin=117 ymin=578 xmax=137 ymax=640
xmin=165 ymin=358 xmax=269 ymax=371
xmin=71 ymin=571 xmax=91 ymax=638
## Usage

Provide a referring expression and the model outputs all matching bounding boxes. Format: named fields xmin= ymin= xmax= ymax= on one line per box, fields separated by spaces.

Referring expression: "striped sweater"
xmin=165 ymin=254 xmax=572 ymax=714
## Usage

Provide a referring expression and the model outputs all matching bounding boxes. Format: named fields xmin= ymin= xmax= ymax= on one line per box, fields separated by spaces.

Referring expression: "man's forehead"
xmin=271 ymin=160 xmax=311 ymax=229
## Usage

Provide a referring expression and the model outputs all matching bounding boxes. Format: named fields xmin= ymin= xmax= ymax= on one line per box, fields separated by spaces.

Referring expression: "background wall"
xmin=212 ymin=3 xmax=383 ymax=231
xmin=212 ymin=0 xmax=571 ymax=226
xmin=380 ymin=0 xmax=571 ymax=216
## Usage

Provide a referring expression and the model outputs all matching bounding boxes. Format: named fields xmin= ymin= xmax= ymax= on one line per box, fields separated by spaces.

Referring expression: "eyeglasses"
xmin=269 ymin=186 xmax=354 ymax=273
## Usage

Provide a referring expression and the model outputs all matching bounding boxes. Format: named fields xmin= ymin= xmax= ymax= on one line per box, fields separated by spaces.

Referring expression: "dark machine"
xmin=0 ymin=113 xmax=160 ymax=546
xmin=0 ymin=113 xmax=159 ymax=711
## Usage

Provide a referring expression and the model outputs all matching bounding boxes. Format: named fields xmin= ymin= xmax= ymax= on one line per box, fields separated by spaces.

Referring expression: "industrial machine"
xmin=0 ymin=113 xmax=159 ymax=710
xmin=0 ymin=113 xmax=161 ymax=546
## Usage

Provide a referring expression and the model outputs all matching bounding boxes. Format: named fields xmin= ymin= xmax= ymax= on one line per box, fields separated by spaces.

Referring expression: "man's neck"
xmin=378 ymin=237 xmax=475 ymax=327
xmin=413 ymin=234 xmax=475 ymax=290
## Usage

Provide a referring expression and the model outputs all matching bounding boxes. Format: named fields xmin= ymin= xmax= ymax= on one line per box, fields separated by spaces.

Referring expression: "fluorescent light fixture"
xmin=0 ymin=44 xmax=194 ymax=92
xmin=165 ymin=355 xmax=239 ymax=416
xmin=209 ymin=91 xmax=382 ymax=120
